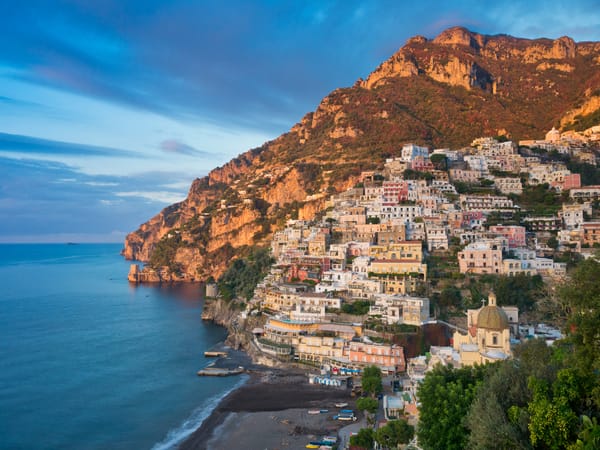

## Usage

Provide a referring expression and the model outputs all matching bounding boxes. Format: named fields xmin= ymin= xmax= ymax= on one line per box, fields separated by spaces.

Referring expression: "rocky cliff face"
xmin=124 ymin=26 xmax=600 ymax=281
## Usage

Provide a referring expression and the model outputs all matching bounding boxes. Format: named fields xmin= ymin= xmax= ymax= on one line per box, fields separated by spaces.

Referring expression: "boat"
xmin=197 ymin=366 xmax=244 ymax=376
xmin=335 ymin=402 xmax=348 ymax=408
xmin=305 ymin=444 xmax=319 ymax=449
xmin=323 ymin=436 xmax=337 ymax=443
xmin=340 ymin=409 xmax=354 ymax=414
xmin=334 ymin=414 xmax=357 ymax=421
xmin=307 ymin=410 xmax=321 ymax=415
xmin=319 ymin=409 xmax=329 ymax=414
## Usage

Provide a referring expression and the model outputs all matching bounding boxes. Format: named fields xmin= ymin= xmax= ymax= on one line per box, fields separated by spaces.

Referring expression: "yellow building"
xmin=387 ymin=241 xmax=422 ymax=260
xmin=380 ymin=275 xmax=419 ymax=295
xmin=262 ymin=287 xmax=299 ymax=312
xmin=295 ymin=335 xmax=346 ymax=363
xmin=453 ymin=293 xmax=512 ymax=366
xmin=369 ymin=259 xmax=428 ymax=281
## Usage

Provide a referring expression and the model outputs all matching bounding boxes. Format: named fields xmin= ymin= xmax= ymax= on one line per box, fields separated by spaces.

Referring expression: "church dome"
xmin=477 ymin=293 xmax=509 ymax=331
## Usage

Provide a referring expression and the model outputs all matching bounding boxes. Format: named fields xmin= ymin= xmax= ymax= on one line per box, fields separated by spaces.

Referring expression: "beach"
xmin=180 ymin=368 xmax=359 ymax=450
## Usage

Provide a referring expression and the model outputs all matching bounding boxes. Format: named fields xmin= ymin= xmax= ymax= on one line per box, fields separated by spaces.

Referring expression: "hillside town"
xmin=203 ymin=125 xmax=600 ymax=446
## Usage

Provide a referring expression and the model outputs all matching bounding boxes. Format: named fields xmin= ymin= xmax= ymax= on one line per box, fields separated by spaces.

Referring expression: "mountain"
xmin=123 ymin=26 xmax=600 ymax=281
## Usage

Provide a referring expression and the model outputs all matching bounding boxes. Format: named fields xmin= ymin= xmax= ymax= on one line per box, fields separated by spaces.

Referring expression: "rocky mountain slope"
xmin=123 ymin=26 xmax=600 ymax=281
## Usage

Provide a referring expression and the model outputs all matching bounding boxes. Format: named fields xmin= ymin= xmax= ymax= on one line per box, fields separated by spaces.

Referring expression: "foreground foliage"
xmin=417 ymin=364 xmax=489 ymax=450
xmin=417 ymin=258 xmax=600 ymax=450
xmin=375 ymin=419 xmax=415 ymax=448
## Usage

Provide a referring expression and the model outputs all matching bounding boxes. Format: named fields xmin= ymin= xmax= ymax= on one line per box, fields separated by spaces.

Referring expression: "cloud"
xmin=159 ymin=139 xmax=209 ymax=156
xmin=0 ymin=132 xmax=141 ymax=158
xmin=0 ymin=155 xmax=192 ymax=242
xmin=115 ymin=191 xmax=187 ymax=204
xmin=2 ymin=1 xmax=599 ymax=139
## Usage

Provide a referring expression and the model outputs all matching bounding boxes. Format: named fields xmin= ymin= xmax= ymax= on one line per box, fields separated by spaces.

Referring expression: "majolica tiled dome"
xmin=477 ymin=292 xmax=509 ymax=331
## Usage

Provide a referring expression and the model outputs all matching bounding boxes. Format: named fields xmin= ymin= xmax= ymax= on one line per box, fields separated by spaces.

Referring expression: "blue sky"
xmin=2 ymin=1 xmax=599 ymax=243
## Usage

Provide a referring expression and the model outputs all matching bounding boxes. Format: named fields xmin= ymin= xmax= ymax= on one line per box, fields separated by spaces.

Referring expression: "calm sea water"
xmin=0 ymin=244 xmax=245 ymax=450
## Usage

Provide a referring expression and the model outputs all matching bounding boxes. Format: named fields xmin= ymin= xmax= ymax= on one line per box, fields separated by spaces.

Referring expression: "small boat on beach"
xmin=307 ymin=410 xmax=321 ymax=415
xmin=305 ymin=445 xmax=319 ymax=449
xmin=335 ymin=402 xmax=348 ymax=408
xmin=334 ymin=414 xmax=357 ymax=421
xmin=319 ymin=409 xmax=328 ymax=414
xmin=340 ymin=409 xmax=354 ymax=414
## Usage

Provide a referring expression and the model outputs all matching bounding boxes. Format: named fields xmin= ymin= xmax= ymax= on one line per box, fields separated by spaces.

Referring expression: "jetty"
xmin=204 ymin=351 xmax=228 ymax=357
xmin=197 ymin=366 xmax=244 ymax=377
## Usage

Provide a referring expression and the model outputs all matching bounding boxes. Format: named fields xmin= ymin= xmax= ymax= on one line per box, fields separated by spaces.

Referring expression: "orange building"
xmin=345 ymin=341 xmax=405 ymax=373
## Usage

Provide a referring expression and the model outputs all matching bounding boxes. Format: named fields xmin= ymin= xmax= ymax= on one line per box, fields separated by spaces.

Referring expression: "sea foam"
xmin=151 ymin=375 xmax=249 ymax=450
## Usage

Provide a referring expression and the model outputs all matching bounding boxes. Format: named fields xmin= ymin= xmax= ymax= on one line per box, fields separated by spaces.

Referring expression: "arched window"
xmin=492 ymin=335 xmax=498 ymax=346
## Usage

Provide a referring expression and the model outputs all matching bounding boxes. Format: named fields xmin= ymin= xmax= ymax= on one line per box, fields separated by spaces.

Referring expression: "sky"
xmin=1 ymin=1 xmax=600 ymax=243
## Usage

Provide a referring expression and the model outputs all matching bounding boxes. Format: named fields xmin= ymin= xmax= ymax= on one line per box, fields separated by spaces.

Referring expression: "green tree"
xmin=356 ymin=397 xmax=379 ymax=414
xmin=349 ymin=427 xmax=374 ymax=449
xmin=527 ymin=376 xmax=578 ymax=450
xmin=418 ymin=364 xmax=488 ymax=450
xmin=430 ymin=153 xmax=448 ymax=170
xmin=439 ymin=286 xmax=462 ymax=309
xmin=493 ymin=274 xmax=544 ymax=312
xmin=375 ymin=419 xmax=415 ymax=448
xmin=467 ymin=361 xmax=532 ymax=450
xmin=362 ymin=365 xmax=383 ymax=397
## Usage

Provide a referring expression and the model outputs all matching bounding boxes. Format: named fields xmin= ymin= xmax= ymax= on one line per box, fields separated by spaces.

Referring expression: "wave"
xmin=151 ymin=375 xmax=249 ymax=450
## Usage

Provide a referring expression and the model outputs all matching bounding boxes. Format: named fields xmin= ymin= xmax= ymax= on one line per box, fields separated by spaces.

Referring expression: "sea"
xmin=0 ymin=243 xmax=246 ymax=450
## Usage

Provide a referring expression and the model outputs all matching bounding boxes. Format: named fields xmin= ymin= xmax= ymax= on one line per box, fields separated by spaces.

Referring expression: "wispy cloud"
xmin=159 ymin=139 xmax=209 ymax=156
xmin=115 ymin=191 xmax=187 ymax=204
xmin=0 ymin=132 xmax=141 ymax=158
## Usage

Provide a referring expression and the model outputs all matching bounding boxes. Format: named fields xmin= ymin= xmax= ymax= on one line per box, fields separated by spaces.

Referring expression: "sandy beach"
xmin=180 ymin=369 xmax=359 ymax=450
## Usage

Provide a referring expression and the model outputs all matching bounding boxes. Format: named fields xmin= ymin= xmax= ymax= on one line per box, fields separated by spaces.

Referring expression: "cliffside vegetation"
xmin=217 ymin=247 xmax=273 ymax=302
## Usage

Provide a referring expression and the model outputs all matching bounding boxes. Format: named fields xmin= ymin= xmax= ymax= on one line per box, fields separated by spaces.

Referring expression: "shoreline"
xmin=179 ymin=366 xmax=357 ymax=449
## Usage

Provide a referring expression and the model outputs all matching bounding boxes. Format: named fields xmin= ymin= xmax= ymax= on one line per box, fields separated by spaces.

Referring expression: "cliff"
xmin=124 ymin=26 xmax=600 ymax=281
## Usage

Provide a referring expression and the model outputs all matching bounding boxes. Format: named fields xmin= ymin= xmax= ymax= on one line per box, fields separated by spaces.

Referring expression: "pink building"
xmin=489 ymin=225 xmax=526 ymax=248
xmin=382 ymin=181 xmax=409 ymax=204
xmin=411 ymin=156 xmax=434 ymax=172
xmin=345 ymin=341 xmax=405 ymax=373
xmin=458 ymin=242 xmax=503 ymax=274
xmin=559 ymin=173 xmax=581 ymax=191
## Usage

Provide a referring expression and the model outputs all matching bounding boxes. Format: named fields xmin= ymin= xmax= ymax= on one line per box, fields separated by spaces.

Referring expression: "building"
xmin=449 ymin=168 xmax=480 ymax=183
xmin=295 ymin=335 xmax=346 ymax=364
xmin=522 ymin=216 xmax=561 ymax=232
xmin=425 ymin=222 xmax=449 ymax=251
xmin=495 ymin=177 xmax=523 ymax=195
xmin=452 ymin=293 xmax=513 ymax=366
xmin=570 ymin=186 xmax=600 ymax=200
xmin=460 ymin=194 xmax=514 ymax=211
xmin=369 ymin=295 xmax=430 ymax=325
xmin=489 ymin=225 xmax=526 ymax=248
xmin=369 ymin=259 xmax=428 ymax=280
xmin=458 ymin=242 xmax=502 ymax=274
xmin=561 ymin=203 xmax=590 ymax=230
xmin=345 ymin=341 xmax=406 ymax=373
xmin=583 ymin=222 xmax=600 ymax=246
xmin=400 ymin=143 xmax=429 ymax=163
xmin=382 ymin=181 xmax=409 ymax=204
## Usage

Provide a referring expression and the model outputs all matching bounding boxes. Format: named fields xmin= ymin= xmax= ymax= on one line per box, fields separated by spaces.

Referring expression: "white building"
xmin=400 ymin=143 xmax=429 ymax=163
